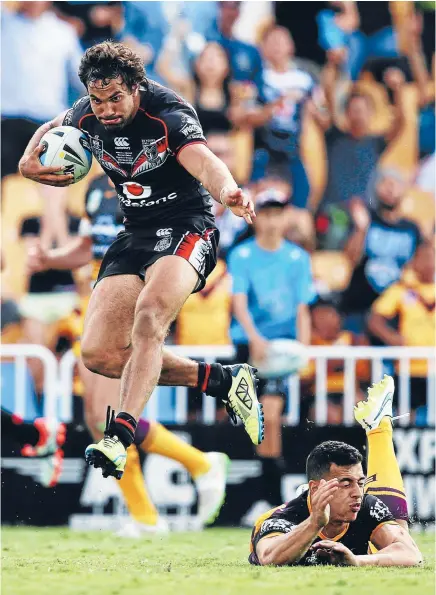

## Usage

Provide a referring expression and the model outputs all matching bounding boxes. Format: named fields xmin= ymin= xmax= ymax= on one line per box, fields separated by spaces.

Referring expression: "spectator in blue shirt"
xmin=228 ymin=190 xmax=314 ymax=508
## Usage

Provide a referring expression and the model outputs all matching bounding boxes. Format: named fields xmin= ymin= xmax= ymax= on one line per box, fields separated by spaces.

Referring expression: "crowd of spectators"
xmin=1 ymin=1 xmax=435 ymax=426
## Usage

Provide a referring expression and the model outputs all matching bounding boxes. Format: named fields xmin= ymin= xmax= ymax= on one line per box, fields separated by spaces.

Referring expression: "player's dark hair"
xmin=79 ymin=41 xmax=146 ymax=91
xmin=306 ymin=441 xmax=363 ymax=480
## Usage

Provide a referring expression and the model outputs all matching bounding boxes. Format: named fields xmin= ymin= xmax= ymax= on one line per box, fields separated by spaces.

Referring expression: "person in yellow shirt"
xmin=368 ymin=242 xmax=435 ymax=412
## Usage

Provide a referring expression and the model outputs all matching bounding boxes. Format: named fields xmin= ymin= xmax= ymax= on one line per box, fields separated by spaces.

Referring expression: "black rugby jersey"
xmin=63 ymin=81 xmax=213 ymax=228
xmin=79 ymin=174 xmax=124 ymax=281
xmin=249 ymin=491 xmax=397 ymax=566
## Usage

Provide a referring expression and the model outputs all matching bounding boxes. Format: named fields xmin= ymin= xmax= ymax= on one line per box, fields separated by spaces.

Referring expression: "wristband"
xmin=219 ymin=187 xmax=230 ymax=208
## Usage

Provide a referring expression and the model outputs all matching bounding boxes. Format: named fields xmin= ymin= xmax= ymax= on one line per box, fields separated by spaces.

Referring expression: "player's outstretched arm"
xmin=18 ymin=111 xmax=74 ymax=187
xmin=177 ymin=143 xmax=256 ymax=224
xmin=256 ymin=479 xmax=339 ymax=566
xmin=27 ymin=236 xmax=93 ymax=274
xmin=312 ymin=524 xmax=422 ymax=567
xmin=357 ymin=523 xmax=423 ymax=567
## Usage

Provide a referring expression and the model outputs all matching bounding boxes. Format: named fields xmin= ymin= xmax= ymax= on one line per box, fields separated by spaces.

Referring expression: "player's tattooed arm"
xmin=177 ymin=143 xmax=256 ymax=224
xmin=356 ymin=523 xmax=423 ymax=567
xmin=18 ymin=110 xmax=74 ymax=187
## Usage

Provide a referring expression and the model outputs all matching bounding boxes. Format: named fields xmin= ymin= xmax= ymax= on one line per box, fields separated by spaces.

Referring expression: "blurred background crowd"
xmin=1 ymin=0 xmax=435 ymax=427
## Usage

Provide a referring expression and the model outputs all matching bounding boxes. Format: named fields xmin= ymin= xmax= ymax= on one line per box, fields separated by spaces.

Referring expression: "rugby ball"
xmin=252 ymin=339 xmax=309 ymax=379
xmin=39 ymin=126 xmax=92 ymax=183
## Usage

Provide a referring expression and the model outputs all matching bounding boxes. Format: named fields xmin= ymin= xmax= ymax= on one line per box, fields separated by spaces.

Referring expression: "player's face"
xmin=88 ymin=77 xmax=139 ymax=130
xmin=323 ymin=463 xmax=365 ymax=522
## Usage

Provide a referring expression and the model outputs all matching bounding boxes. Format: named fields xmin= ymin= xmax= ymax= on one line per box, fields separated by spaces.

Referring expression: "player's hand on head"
xmin=19 ymin=145 xmax=74 ymax=187
xmin=221 ymin=187 xmax=256 ymax=225
xmin=310 ymin=478 xmax=339 ymax=529
xmin=310 ymin=540 xmax=359 ymax=566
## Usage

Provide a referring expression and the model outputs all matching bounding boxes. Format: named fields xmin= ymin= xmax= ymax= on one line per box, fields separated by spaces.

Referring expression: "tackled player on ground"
xmin=249 ymin=376 xmax=422 ymax=567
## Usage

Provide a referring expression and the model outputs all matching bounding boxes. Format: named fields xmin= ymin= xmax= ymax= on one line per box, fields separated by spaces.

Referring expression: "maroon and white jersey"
xmin=63 ymin=81 xmax=213 ymax=229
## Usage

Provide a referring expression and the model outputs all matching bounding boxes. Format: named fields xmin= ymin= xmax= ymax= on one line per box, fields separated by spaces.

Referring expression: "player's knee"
xmin=81 ymin=346 xmax=125 ymax=378
xmin=133 ymin=299 xmax=171 ymax=344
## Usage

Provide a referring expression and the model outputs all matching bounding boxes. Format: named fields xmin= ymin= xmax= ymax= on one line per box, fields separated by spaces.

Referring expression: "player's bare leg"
xmin=81 ymin=275 xmax=142 ymax=378
xmin=84 ymin=257 xmax=263 ymax=478
xmin=119 ymin=256 xmax=199 ymax=418
xmin=82 ymin=275 xmax=264 ymax=460
xmin=84 ymin=257 xmax=199 ymax=477
xmin=81 ymin=275 xmax=220 ymax=390
xmin=81 ymin=275 xmax=200 ymax=386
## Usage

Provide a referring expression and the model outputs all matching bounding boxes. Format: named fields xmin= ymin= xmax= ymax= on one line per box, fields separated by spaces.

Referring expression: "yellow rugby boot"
xmin=354 ymin=375 xmax=395 ymax=431
xmin=223 ymin=364 xmax=264 ymax=445
xmin=85 ymin=408 xmax=127 ymax=480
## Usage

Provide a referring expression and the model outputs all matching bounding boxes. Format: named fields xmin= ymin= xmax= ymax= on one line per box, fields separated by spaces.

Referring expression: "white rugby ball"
xmin=253 ymin=339 xmax=309 ymax=379
xmin=39 ymin=126 xmax=92 ymax=183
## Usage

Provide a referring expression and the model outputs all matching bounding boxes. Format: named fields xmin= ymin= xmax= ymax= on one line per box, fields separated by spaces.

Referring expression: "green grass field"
xmin=2 ymin=528 xmax=434 ymax=595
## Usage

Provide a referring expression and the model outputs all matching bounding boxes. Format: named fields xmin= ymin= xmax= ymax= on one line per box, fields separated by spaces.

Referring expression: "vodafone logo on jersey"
xmin=120 ymin=182 xmax=152 ymax=199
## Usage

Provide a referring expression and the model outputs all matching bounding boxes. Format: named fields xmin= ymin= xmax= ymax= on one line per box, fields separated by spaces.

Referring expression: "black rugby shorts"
xmin=96 ymin=214 xmax=219 ymax=293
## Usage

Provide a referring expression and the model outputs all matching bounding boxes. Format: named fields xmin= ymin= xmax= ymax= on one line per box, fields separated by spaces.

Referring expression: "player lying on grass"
xmin=249 ymin=375 xmax=423 ymax=567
